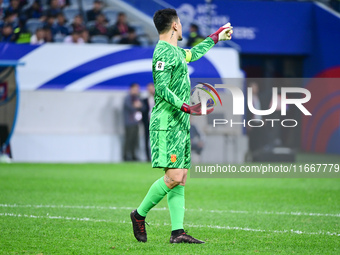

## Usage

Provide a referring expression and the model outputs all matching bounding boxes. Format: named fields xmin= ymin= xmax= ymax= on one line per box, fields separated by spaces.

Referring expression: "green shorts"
xmin=150 ymin=130 xmax=191 ymax=169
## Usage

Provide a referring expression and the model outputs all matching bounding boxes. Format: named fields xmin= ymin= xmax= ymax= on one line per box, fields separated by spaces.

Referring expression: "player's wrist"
xmin=180 ymin=103 xmax=191 ymax=114
xmin=208 ymin=23 xmax=233 ymax=44
xmin=208 ymin=27 xmax=225 ymax=44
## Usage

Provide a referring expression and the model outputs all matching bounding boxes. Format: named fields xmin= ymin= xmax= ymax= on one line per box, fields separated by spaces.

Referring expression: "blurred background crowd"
xmin=0 ymin=0 xmax=150 ymax=44
xmin=2 ymin=0 xmax=338 ymax=45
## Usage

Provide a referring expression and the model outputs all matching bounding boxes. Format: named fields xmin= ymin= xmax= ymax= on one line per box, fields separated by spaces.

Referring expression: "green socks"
xmin=136 ymin=177 xmax=185 ymax=231
xmin=167 ymin=185 xmax=185 ymax=231
xmin=137 ymin=176 xmax=170 ymax=217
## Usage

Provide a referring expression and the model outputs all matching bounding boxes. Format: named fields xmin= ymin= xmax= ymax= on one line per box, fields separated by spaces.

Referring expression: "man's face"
xmin=94 ymin=2 xmax=102 ymax=11
xmin=57 ymin=15 xmax=65 ymax=23
xmin=130 ymin=85 xmax=140 ymax=96
xmin=11 ymin=0 xmax=19 ymax=8
xmin=147 ymin=83 xmax=155 ymax=95
xmin=3 ymin=26 xmax=12 ymax=36
xmin=118 ymin=14 xmax=126 ymax=23
xmin=97 ymin=14 xmax=105 ymax=23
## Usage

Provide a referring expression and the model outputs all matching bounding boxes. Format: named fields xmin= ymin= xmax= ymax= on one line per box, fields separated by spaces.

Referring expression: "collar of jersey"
xmin=158 ymin=40 xmax=178 ymax=48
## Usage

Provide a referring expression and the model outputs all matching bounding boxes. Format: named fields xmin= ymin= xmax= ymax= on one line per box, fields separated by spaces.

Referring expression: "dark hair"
xmin=153 ymin=8 xmax=178 ymax=34
xmin=130 ymin=82 xmax=139 ymax=88
xmin=190 ymin=23 xmax=199 ymax=31
xmin=128 ymin=27 xmax=135 ymax=33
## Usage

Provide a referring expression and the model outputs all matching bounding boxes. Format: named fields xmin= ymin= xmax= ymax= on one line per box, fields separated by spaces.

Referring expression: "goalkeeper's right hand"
xmin=180 ymin=102 xmax=214 ymax=116
xmin=208 ymin=22 xmax=233 ymax=44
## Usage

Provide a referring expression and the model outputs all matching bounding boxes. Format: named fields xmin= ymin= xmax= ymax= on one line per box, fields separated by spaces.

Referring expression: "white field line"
xmin=0 ymin=212 xmax=339 ymax=237
xmin=0 ymin=204 xmax=339 ymax=218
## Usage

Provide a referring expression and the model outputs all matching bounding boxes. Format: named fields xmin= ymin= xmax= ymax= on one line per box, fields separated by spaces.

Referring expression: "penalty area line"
xmin=0 ymin=212 xmax=339 ymax=237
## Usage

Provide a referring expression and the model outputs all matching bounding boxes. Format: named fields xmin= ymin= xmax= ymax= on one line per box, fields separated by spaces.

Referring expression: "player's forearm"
xmin=156 ymin=84 xmax=184 ymax=110
xmin=186 ymin=37 xmax=215 ymax=62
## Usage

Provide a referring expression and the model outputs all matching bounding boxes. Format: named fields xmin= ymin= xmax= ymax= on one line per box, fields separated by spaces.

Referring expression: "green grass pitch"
xmin=0 ymin=153 xmax=339 ymax=254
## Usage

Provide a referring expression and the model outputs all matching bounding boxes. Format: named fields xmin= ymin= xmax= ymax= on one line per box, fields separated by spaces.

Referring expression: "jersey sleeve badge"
xmin=156 ymin=61 xmax=165 ymax=71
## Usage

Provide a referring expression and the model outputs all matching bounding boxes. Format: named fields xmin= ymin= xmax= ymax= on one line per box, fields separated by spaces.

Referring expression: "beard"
xmin=178 ymin=34 xmax=183 ymax=41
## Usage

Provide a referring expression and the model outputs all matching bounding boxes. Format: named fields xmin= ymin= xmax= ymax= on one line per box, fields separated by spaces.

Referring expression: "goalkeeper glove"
xmin=181 ymin=102 xmax=214 ymax=116
xmin=208 ymin=22 xmax=233 ymax=44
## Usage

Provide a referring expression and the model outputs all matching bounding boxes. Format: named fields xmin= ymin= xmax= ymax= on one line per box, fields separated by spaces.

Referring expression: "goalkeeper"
xmin=130 ymin=8 xmax=233 ymax=244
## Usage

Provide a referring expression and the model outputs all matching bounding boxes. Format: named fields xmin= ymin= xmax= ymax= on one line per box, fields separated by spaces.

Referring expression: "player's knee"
xmin=164 ymin=174 xmax=182 ymax=188
xmin=170 ymin=175 xmax=182 ymax=185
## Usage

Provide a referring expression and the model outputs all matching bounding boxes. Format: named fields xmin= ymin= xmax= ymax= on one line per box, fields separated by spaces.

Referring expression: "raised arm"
xmin=181 ymin=23 xmax=233 ymax=63
xmin=182 ymin=37 xmax=215 ymax=62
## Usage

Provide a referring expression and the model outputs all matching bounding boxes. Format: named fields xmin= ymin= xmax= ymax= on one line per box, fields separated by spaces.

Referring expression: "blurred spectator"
xmin=71 ymin=14 xmax=85 ymax=33
xmin=5 ymin=0 xmax=21 ymax=16
xmin=14 ymin=18 xmax=31 ymax=43
xmin=118 ymin=27 xmax=140 ymax=45
xmin=52 ymin=13 xmax=69 ymax=37
xmin=89 ymin=13 xmax=107 ymax=36
xmin=86 ymin=0 xmax=103 ymax=22
xmin=141 ymin=82 xmax=155 ymax=161
xmin=187 ymin=23 xmax=204 ymax=47
xmin=24 ymin=0 xmax=43 ymax=20
xmin=30 ymin=27 xmax=45 ymax=44
xmin=109 ymin=12 xmax=130 ymax=38
xmin=0 ymin=0 xmax=5 ymax=20
xmin=190 ymin=124 xmax=204 ymax=156
xmin=42 ymin=15 xmax=55 ymax=41
xmin=269 ymin=88 xmax=283 ymax=146
xmin=47 ymin=0 xmax=69 ymax=9
xmin=18 ymin=0 xmax=27 ymax=9
xmin=44 ymin=0 xmax=62 ymax=18
xmin=81 ymin=29 xmax=89 ymax=43
xmin=63 ymin=30 xmax=84 ymax=44
xmin=44 ymin=26 xmax=53 ymax=42
xmin=3 ymin=12 xmax=18 ymax=27
xmin=123 ymin=82 xmax=144 ymax=161
xmin=0 ymin=23 xmax=15 ymax=41
xmin=246 ymin=81 xmax=263 ymax=152
xmin=43 ymin=15 xmax=55 ymax=30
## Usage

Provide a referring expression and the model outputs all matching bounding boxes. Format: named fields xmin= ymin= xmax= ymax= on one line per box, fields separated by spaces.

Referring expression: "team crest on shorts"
xmin=170 ymin=154 xmax=177 ymax=163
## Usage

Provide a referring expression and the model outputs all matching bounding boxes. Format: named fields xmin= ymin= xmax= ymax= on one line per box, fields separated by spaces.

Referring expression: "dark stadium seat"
xmin=63 ymin=6 xmax=80 ymax=22
xmin=102 ymin=8 xmax=117 ymax=23
xmin=25 ymin=19 xmax=44 ymax=34
xmin=90 ymin=35 xmax=109 ymax=44
xmin=138 ymin=35 xmax=150 ymax=46
xmin=86 ymin=20 xmax=96 ymax=30
xmin=130 ymin=23 xmax=145 ymax=36
xmin=81 ymin=0 xmax=94 ymax=9
xmin=54 ymin=33 xmax=66 ymax=42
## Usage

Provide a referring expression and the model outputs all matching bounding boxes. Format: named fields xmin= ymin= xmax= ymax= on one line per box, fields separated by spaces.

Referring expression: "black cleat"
xmin=130 ymin=209 xmax=147 ymax=242
xmin=170 ymin=231 xmax=205 ymax=244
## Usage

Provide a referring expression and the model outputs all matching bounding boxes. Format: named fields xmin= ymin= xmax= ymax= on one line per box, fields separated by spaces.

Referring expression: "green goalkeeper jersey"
xmin=150 ymin=37 xmax=215 ymax=131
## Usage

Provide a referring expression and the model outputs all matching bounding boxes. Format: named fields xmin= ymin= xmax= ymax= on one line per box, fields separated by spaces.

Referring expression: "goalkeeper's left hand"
xmin=208 ymin=22 xmax=233 ymax=44
xmin=181 ymin=102 xmax=214 ymax=116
